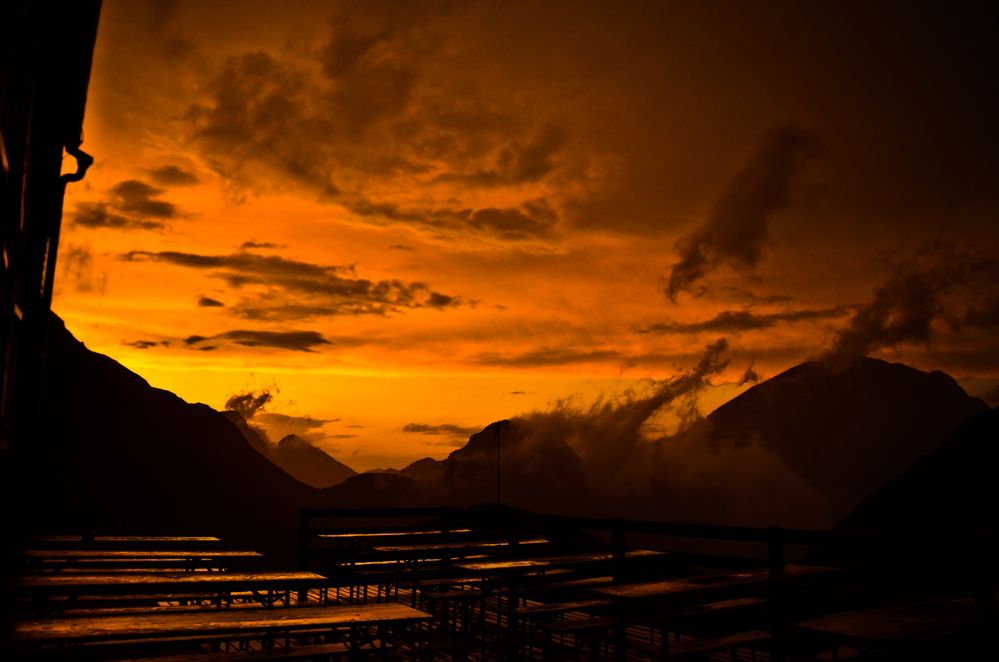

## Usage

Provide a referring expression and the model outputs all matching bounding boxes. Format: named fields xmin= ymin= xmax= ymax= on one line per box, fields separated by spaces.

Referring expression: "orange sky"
xmin=55 ymin=1 xmax=999 ymax=470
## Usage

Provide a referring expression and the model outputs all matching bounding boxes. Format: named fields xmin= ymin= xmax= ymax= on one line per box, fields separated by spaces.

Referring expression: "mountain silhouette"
xmin=28 ymin=315 xmax=323 ymax=563
xmin=271 ymin=434 xmax=357 ymax=489
xmin=837 ymin=406 xmax=999 ymax=537
xmin=326 ymin=421 xmax=589 ymax=513
xmin=675 ymin=357 xmax=988 ymax=526
xmin=221 ymin=411 xmax=357 ymax=489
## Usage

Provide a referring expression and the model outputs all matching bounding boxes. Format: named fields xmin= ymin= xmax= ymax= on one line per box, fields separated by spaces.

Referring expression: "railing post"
xmin=296 ymin=509 xmax=313 ymax=602
xmin=612 ymin=519 xmax=626 ymax=582
xmin=767 ymin=526 xmax=786 ymax=662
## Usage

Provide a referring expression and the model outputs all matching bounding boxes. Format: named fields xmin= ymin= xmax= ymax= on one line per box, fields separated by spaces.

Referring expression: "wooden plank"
xmin=372 ymin=537 xmax=548 ymax=554
xmin=795 ymin=597 xmax=979 ymax=644
xmin=455 ymin=548 xmax=668 ymax=573
xmin=316 ymin=528 xmax=471 ymax=539
xmin=516 ymin=598 xmax=613 ymax=618
xmin=666 ymin=629 xmax=770 ymax=659
xmin=25 ymin=550 xmax=261 ymax=559
xmin=120 ymin=641 xmax=352 ymax=662
xmin=592 ymin=564 xmax=836 ymax=601
xmin=20 ymin=571 xmax=327 ymax=590
xmin=14 ymin=603 xmax=431 ymax=645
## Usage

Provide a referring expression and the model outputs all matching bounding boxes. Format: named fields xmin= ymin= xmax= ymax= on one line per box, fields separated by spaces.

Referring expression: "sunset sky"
xmin=55 ymin=1 xmax=999 ymax=470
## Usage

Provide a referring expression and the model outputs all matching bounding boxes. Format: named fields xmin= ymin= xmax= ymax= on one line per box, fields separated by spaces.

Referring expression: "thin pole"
xmin=495 ymin=422 xmax=502 ymax=505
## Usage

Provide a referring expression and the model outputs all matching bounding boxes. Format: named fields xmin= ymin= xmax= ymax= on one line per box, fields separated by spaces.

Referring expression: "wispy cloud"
xmin=403 ymin=422 xmax=480 ymax=438
xmin=664 ymin=127 xmax=820 ymax=301
xmin=475 ymin=347 xmax=622 ymax=367
xmin=147 ymin=165 xmax=200 ymax=186
xmin=639 ymin=306 xmax=852 ymax=335
xmin=820 ymin=245 xmax=999 ymax=367
xmin=121 ymin=249 xmax=465 ymax=320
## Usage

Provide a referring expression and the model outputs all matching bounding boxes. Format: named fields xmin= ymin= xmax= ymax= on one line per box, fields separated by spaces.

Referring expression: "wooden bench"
xmin=23 ymin=549 xmax=262 ymax=574
xmin=537 ymin=597 xmax=768 ymax=659
xmin=14 ymin=603 xmax=432 ymax=659
xmin=663 ymin=629 xmax=771 ymax=659
xmin=120 ymin=641 xmax=352 ymax=662
xmin=18 ymin=571 xmax=335 ymax=613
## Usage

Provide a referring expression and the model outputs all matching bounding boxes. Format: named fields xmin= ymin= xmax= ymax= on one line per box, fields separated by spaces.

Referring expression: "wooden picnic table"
xmin=372 ymin=537 xmax=548 ymax=556
xmin=14 ymin=602 xmax=433 ymax=657
xmin=317 ymin=528 xmax=472 ymax=541
xmin=18 ymin=571 xmax=335 ymax=611
xmin=591 ymin=563 xmax=836 ymax=604
xmin=454 ymin=548 xmax=668 ymax=575
xmin=453 ymin=549 xmax=669 ymax=658
xmin=794 ymin=596 xmax=983 ymax=653
xmin=23 ymin=549 xmax=263 ymax=573
xmin=29 ymin=536 xmax=222 ymax=550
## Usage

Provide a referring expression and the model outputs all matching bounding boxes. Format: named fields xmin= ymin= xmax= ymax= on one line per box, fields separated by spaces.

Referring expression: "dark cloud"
xmin=402 ymin=423 xmax=480 ymax=438
xmin=820 ymin=246 xmax=999 ymax=368
xmin=253 ymin=411 xmax=338 ymax=444
xmin=217 ymin=330 xmax=330 ymax=352
xmin=73 ymin=178 xmax=181 ymax=231
xmin=121 ymin=249 xmax=464 ymax=319
xmin=123 ymin=339 xmax=169 ymax=350
xmin=475 ymin=348 xmax=621 ymax=367
xmin=181 ymin=9 xmax=572 ymax=241
xmin=344 ymin=197 xmax=559 ymax=241
xmin=225 ymin=390 xmax=272 ymax=418
xmin=510 ymin=390 xmax=526 ymax=395
xmin=74 ymin=202 xmax=165 ymax=231
xmin=435 ymin=123 xmax=566 ymax=187
xmin=331 ymin=434 xmax=357 ymax=439
xmin=737 ymin=362 xmax=762 ymax=386
xmin=639 ymin=306 xmax=852 ymax=335
xmin=197 ymin=296 xmax=224 ymax=307
xmin=109 ymin=179 xmax=179 ymax=218
xmin=240 ymin=240 xmax=281 ymax=250
xmin=255 ymin=412 xmax=334 ymax=429
xmin=664 ymin=127 xmax=820 ymax=301
xmin=388 ymin=244 xmax=416 ymax=251
xmin=58 ymin=244 xmax=107 ymax=293
xmin=466 ymin=200 xmax=558 ymax=240
xmin=185 ymin=329 xmax=334 ymax=352
xmin=147 ymin=164 xmax=200 ymax=186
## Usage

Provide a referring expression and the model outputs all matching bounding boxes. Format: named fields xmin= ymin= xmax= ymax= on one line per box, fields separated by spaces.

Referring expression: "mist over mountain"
xmin=271 ymin=434 xmax=357 ymax=489
xmin=685 ymin=358 xmax=988 ymax=526
xmin=222 ymin=410 xmax=357 ymax=489
xmin=330 ymin=357 xmax=985 ymax=529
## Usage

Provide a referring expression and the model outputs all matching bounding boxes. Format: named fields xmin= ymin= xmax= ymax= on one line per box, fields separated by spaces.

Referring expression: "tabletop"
xmin=15 ymin=603 xmax=432 ymax=645
xmin=592 ymin=564 xmax=837 ymax=601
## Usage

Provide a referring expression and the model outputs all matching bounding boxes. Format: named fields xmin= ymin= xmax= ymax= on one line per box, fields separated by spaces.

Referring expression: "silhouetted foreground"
xmin=11 ymin=508 xmax=997 ymax=660
xmin=295 ymin=506 xmax=999 ymax=659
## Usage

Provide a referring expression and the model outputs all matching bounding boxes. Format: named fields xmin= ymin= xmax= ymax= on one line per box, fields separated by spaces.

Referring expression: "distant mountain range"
xmin=222 ymin=411 xmax=357 ymax=489
xmin=14 ymin=314 xmax=992 ymax=562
